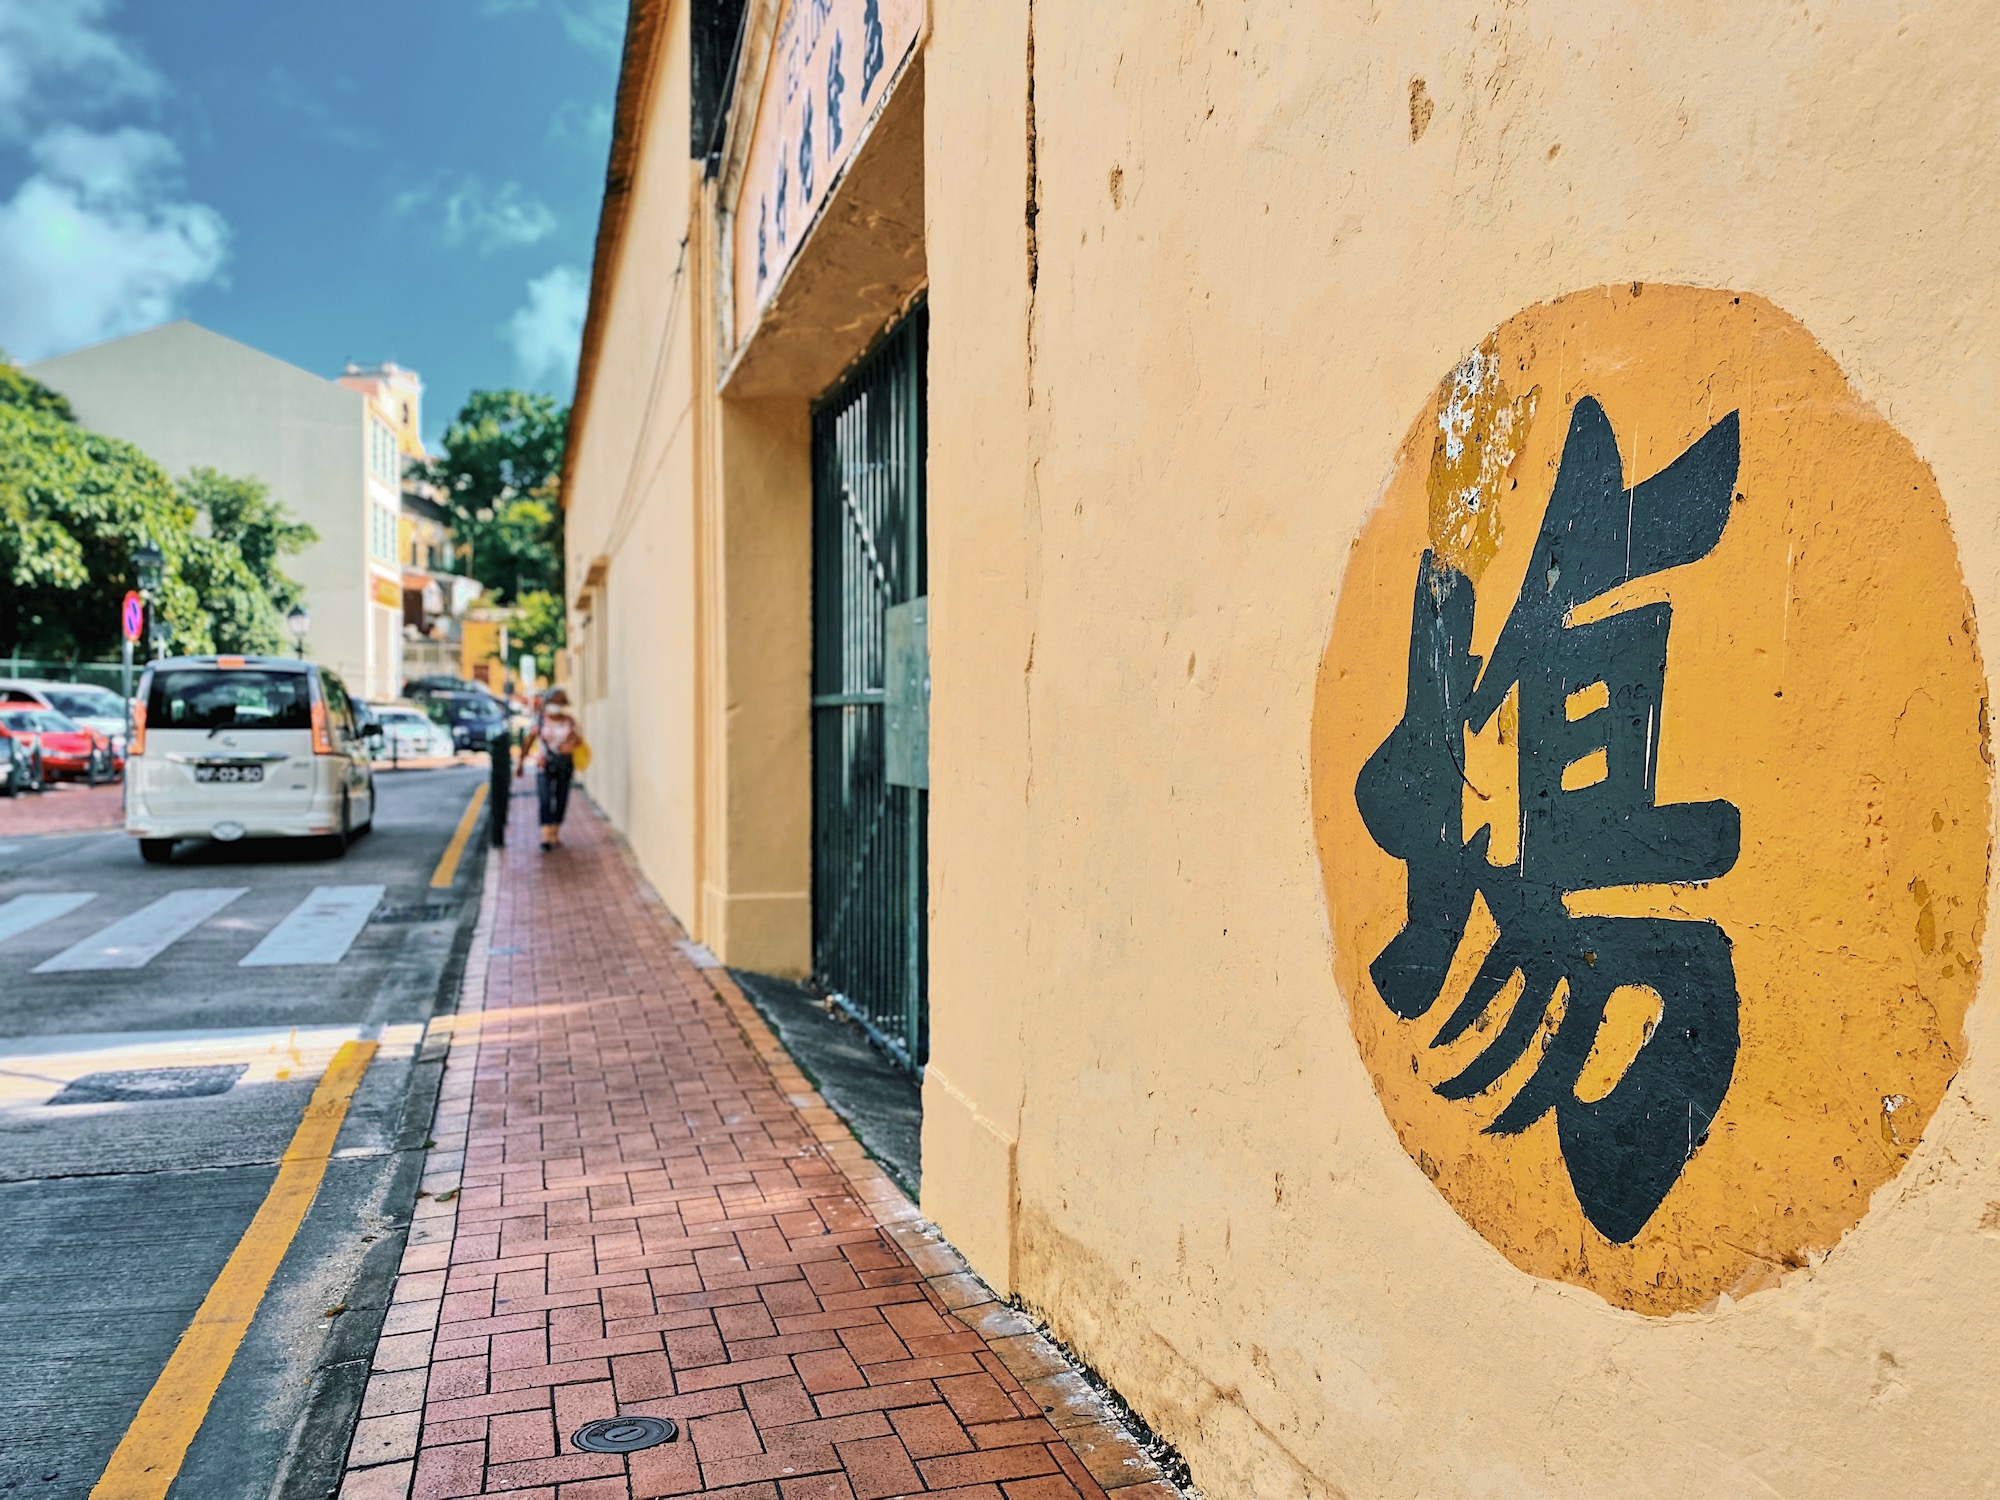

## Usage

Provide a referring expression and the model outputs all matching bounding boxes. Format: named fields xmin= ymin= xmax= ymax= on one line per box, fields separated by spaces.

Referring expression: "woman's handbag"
xmin=571 ymin=737 xmax=592 ymax=772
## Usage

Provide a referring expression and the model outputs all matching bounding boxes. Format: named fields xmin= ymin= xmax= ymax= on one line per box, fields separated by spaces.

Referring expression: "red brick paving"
xmin=342 ymin=788 xmax=1180 ymax=1499
xmin=0 ymin=780 xmax=122 ymax=834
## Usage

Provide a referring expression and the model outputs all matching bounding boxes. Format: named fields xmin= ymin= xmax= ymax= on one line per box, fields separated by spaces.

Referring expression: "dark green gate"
xmin=811 ymin=306 xmax=927 ymax=1071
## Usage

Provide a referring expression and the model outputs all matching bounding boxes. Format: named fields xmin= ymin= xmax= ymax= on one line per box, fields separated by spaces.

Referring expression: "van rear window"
xmin=146 ymin=669 xmax=312 ymax=732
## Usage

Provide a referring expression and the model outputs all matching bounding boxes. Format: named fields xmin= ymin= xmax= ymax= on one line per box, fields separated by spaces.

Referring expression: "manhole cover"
xmin=571 ymin=1416 xmax=678 ymax=1454
xmin=373 ymin=903 xmax=455 ymax=924
xmin=50 ymin=1064 xmax=247 ymax=1105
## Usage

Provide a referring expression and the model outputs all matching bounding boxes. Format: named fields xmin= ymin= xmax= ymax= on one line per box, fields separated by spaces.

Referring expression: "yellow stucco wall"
xmin=564 ymin=4 xmax=703 ymax=929
xmin=458 ymin=615 xmax=507 ymax=686
xmin=919 ymin=2 xmax=2000 ymax=1496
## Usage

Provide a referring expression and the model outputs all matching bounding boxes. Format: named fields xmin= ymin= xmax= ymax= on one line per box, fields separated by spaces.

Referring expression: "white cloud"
xmin=548 ymin=98 xmax=612 ymax=150
xmin=505 ymin=265 xmax=587 ymax=391
xmin=445 ymin=180 xmax=556 ymax=252
xmin=396 ymin=176 xmax=558 ymax=254
xmin=0 ymin=3 xmax=226 ymax=360
xmin=0 ymin=0 xmax=162 ymax=142
xmin=0 ymin=126 xmax=228 ymax=360
xmin=479 ymin=0 xmax=625 ymax=57
xmin=265 ymin=64 xmax=381 ymax=150
xmin=552 ymin=0 xmax=626 ymax=57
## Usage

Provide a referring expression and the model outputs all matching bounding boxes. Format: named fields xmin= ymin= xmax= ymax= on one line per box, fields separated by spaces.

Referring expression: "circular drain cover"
xmin=571 ymin=1416 xmax=678 ymax=1454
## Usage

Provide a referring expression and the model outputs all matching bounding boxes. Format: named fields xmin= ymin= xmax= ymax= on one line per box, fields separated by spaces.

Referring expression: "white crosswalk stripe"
xmin=33 ymin=888 xmax=247 ymax=973
xmin=0 ymin=892 xmax=96 ymax=946
xmin=239 ymin=885 xmax=385 ymax=967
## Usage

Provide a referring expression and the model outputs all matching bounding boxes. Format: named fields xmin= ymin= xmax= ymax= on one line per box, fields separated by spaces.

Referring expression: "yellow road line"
xmin=430 ymin=780 xmax=489 ymax=889
xmin=91 ymin=1040 xmax=379 ymax=1500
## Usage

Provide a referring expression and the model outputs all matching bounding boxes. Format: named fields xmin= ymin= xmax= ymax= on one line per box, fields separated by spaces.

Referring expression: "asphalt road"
xmin=0 ymin=764 xmax=488 ymax=1498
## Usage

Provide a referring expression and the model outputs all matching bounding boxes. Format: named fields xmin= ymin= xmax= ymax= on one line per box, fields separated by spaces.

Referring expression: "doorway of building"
xmin=810 ymin=305 xmax=928 ymax=1072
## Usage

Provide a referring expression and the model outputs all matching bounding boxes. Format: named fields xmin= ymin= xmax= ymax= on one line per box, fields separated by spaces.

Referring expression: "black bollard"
xmin=488 ymin=728 xmax=511 ymax=846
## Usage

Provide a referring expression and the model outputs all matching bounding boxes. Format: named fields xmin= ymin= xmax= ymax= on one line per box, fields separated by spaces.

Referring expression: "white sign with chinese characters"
xmin=730 ymin=0 xmax=921 ymax=339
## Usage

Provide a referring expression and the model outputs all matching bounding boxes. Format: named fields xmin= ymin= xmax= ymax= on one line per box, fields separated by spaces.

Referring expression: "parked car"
xmin=0 ymin=733 xmax=41 ymax=795
xmin=0 ymin=707 xmax=118 ymax=781
xmin=404 ymin=675 xmax=496 ymax=701
xmin=423 ymin=691 xmax=510 ymax=751
xmin=124 ymin=656 xmax=378 ymax=862
xmin=368 ymin=702 xmax=458 ymax=760
xmin=0 ymin=678 xmax=131 ymax=755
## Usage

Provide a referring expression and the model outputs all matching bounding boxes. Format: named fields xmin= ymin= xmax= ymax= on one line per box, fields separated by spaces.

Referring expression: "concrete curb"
xmin=273 ymin=842 xmax=492 ymax=1499
xmin=323 ymin=831 xmax=504 ymax=1497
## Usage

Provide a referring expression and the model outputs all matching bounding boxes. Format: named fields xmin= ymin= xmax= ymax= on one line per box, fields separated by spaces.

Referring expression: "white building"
xmin=29 ymin=321 xmax=413 ymax=700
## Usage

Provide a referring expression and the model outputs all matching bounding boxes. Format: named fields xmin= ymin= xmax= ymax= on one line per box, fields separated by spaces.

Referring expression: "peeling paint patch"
xmin=1408 ymin=77 xmax=1434 ymax=143
xmin=1425 ymin=338 xmax=1538 ymax=584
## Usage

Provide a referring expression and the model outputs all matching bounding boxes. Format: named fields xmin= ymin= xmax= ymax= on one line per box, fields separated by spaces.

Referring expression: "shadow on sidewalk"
xmin=727 ymin=967 xmax=923 ymax=1197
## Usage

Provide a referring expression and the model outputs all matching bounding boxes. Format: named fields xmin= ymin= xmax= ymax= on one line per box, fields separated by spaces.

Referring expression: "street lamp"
xmin=126 ymin=542 xmax=166 ymax=741
xmin=287 ymin=605 xmax=311 ymax=659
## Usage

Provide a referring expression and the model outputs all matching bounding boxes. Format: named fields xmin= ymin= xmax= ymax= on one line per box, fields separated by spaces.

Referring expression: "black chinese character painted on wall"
xmin=861 ymin=0 xmax=885 ymax=100
xmin=775 ymin=154 xmax=789 ymax=249
xmin=799 ymin=94 xmax=816 ymax=203
xmin=827 ymin=31 xmax=846 ymax=156
xmin=1356 ymin=396 xmax=1743 ymax=1243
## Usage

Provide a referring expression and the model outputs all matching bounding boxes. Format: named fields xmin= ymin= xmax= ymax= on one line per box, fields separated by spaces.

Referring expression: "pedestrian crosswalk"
xmin=0 ymin=892 xmax=95 ymax=945
xmin=240 ymin=886 xmax=385 ymax=967
xmin=0 ymin=885 xmax=393 ymax=971
xmin=36 ymin=888 xmax=247 ymax=973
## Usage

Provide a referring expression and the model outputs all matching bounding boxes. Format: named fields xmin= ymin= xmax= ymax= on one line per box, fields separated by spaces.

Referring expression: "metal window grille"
xmin=810 ymin=305 xmax=927 ymax=1071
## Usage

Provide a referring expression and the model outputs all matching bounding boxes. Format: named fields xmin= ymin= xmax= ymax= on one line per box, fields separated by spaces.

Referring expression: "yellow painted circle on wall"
xmin=1312 ymin=285 xmax=1991 ymax=1315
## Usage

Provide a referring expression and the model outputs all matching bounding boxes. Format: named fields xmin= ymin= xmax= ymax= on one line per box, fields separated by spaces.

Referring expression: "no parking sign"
xmin=121 ymin=591 xmax=143 ymax=642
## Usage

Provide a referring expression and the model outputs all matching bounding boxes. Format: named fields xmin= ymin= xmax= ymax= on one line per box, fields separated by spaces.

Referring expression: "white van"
xmin=124 ymin=656 xmax=378 ymax=863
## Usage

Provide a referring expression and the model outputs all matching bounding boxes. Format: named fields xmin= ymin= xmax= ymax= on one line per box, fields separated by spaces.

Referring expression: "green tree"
xmin=0 ymin=358 xmax=315 ymax=660
xmin=0 ymin=362 xmax=75 ymax=422
xmin=177 ymin=468 xmax=319 ymax=652
xmin=511 ymin=589 xmax=568 ymax=680
xmin=0 ymin=363 xmax=210 ymax=657
xmin=173 ymin=536 xmax=289 ymax=656
xmin=422 ymin=389 xmax=568 ymax=603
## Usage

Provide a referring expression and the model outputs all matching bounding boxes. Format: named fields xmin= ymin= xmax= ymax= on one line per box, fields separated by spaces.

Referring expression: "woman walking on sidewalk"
xmin=525 ymin=687 xmax=583 ymax=850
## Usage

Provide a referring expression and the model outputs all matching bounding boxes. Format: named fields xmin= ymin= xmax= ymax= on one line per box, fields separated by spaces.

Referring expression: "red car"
xmin=0 ymin=707 xmax=121 ymax=781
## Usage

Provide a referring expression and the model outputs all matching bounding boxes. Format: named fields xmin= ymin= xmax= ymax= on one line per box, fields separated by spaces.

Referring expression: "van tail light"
xmin=130 ymin=701 xmax=147 ymax=756
xmin=311 ymin=694 xmax=334 ymax=755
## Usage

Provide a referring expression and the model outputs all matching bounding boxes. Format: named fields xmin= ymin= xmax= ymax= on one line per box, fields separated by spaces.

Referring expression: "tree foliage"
xmin=177 ymin=468 xmax=318 ymax=654
xmin=175 ymin=469 xmax=319 ymax=656
xmin=0 ymin=357 xmax=315 ymax=660
xmin=423 ymin=389 xmax=568 ymax=604
xmin=511 ymin=589 xmax=567 ymax=680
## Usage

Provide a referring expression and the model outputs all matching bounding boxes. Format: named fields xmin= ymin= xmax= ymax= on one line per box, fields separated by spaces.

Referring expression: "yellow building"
xmin=563 ymin=3 xmax=2000 ymax=1494
xmin=458 ymin=612 xmax=511 ymax=691
xmin=338 ymin=361 xmax=476 ymax=691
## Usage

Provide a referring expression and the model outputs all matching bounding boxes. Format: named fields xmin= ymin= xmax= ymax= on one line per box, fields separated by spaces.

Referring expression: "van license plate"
xmin=194 ymin=764 xmax=263 ymax=784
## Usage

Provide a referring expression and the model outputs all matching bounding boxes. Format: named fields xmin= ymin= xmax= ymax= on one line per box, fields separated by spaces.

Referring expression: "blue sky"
xmin=0 ymin=0 xmax=623 ymax=446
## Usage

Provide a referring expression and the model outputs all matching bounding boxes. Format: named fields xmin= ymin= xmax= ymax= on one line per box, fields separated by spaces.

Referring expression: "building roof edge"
xmin=561 ymin=0 xmax=672 ymax=516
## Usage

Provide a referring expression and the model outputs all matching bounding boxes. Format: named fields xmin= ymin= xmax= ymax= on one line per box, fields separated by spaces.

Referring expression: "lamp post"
xmin=127 ymin=544 xmax=165 ymax=743
xmin=287 ymin=605 xmax=311 ymax=659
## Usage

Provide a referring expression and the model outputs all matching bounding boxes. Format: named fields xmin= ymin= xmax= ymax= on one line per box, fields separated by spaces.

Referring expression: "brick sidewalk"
xmin=340 ymin=789 xmax=1183 ymax=1499
xmin=0 ymin=780 xmax=122 ymax=835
